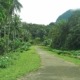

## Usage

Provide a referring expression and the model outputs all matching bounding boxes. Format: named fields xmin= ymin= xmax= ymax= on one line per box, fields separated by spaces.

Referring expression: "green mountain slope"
xmin=56 ymin=9 xmax=74 ymax=22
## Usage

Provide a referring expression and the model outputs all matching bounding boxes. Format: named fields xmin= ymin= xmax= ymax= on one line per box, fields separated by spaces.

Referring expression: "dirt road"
xmin=19 ymin=47 xmax=80 ymax=80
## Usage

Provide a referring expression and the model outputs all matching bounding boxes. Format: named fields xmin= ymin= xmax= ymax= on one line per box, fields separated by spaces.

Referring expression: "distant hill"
xmin=56 ymin=9 xmax=74 ymax=22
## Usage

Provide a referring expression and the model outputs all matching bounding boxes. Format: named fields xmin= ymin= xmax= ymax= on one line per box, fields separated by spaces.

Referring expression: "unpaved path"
xmin=19 ymin=47 xmax=80 ymax=80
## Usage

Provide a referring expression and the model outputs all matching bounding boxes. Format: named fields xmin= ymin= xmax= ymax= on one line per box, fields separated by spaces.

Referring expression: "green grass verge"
xmin=0 ymin=46 xmax=40 ymax=80
xmin=41 ymin=46 xmax=80 ymax=65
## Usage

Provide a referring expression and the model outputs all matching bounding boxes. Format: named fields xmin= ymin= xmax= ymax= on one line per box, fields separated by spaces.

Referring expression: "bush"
xmin=56 ymin=51 xmax=71 ymax=57
xmin=9 ymin=39 xmax=22 ymax=51
xmin=0 ymin=51 xmax=21 ymax=68
xmin=20 ymin=42 xmax=31 ymax=52
xmin=33 ymin=38 xmax=41 ymax=44
xmin=0 ymin=56 xmax=11 ymax=68
xmin=43 ymin=39 xmax=51 ymax=46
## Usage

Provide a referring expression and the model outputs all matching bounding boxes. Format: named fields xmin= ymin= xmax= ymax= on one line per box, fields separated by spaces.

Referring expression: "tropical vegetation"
xmin=0 ymin=0 xmax=80 ymax=79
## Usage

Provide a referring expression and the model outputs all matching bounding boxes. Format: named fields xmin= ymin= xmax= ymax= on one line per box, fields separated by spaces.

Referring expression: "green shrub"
xmin=20 ymin=42 xmax=31 ymax=52
xmin=26 ymin=42 xmax=31 ymax=47
xmin=0 ymin=51 xmax=20 ymax=68
xmin=10 ymin=39 xmax=22 ymax=51
xmin=33 ymin=37 xmax=41 ymax=44
xmin=57 ymin=50 xmax=71 ymax=56
xmin=43 ymin=39 xmax=52 ymax=46
xmin=29 ymin=40 xmax=33 ymax=44
xmin=0 ymin=56 xmax=11 ymax=68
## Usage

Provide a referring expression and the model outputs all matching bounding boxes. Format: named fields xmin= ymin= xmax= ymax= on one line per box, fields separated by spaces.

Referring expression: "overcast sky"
xmin=19 ymin=0 xmax=80 ymax=25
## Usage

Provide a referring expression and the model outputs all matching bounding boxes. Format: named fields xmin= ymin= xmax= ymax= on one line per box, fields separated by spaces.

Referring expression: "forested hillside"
xmin=50 ymin=10 xmax=80 ymax=50
xmin=56 ymin=9 xmax=73 ymax=22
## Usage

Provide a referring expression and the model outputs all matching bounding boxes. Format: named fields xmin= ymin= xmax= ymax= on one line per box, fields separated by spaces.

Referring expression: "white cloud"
xmin=19 ymin=0 xmax=80 ymax=25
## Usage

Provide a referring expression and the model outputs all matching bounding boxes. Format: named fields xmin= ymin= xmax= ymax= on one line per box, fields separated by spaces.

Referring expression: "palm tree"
xmin=9 ymin=0 xmax=22 ymax=15
xmin=0 ymin=0 xmax=22 ymax=53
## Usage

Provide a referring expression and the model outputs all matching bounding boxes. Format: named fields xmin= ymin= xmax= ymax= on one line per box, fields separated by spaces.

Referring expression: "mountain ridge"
xmin=56 ymin=9 xmax=74 ymax=22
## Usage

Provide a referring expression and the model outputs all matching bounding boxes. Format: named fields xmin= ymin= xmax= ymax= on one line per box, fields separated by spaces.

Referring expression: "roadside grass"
xmin=41 ymin=46 xmax=80 ymax=65
xmin=0 ymin=46 xmax=40 ymax=80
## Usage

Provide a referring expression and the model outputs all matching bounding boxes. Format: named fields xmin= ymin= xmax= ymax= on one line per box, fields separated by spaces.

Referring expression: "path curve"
xmin=19 ymin=47 xmax=80 ymax=80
